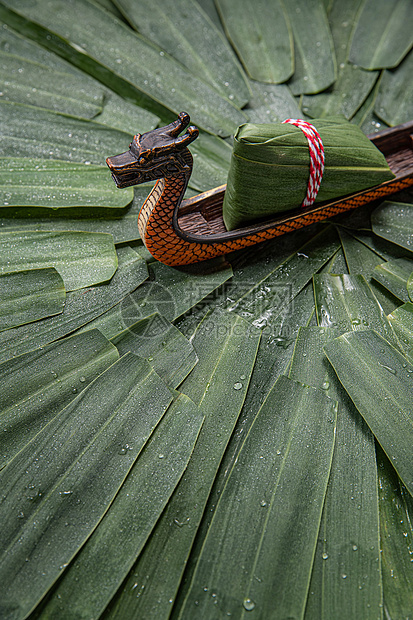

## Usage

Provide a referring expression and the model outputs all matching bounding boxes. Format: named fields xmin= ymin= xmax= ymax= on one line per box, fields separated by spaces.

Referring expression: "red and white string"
xmin=282 ymin=118 xmax=325 ymax=208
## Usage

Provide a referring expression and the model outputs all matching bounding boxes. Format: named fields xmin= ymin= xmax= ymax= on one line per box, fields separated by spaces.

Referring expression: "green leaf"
xmin=92 ymin=0 xmax=126 ymax=19
xmin=313 ymin=273 xmax=397 ymax=344
xmin=34 ymin=394 xmax=204 ymax=620
xmin=0 ymin=101 xmax=230 ymax=194
xmin=0 ymin=158 xmax=134 ymax=209
xmin=0 ymin=230 xmax=118 ymax=291
xmin=215 ymin=0 xmax=293 ymax=84
xmin=229 ymin=228 xmax=339 ymax=327
xmin=0 ymin=23 xmax=160 ymax=134
xmin=289 ymin=327 xmax=382 ymax=620
xmin=387 ymin=302 xmax=413 ymax=359
xmin=245 ymin=79 xmax=301 ymax=124
xmin=194 ymin=0 xmax=223 ymax=30
xmin=111 ymin=313 xmax=198 ymax=389
xmin=0 ymin=19 xmax=81 ymax=73
xmin=372 ymin=258 xmax=413 ymax=303
xmin=0 ymin=0 xmax=246 ymax=136
xmin=377 ymin=445 xmax=413 ymax=619
xmin=302 ymin=0 xmax=378 ymax=120
xmin=0 ymin=352 xmax=173 ymax=620
xmin=324 ymin=329 xmax=413 ymax=498
xmin=0 ymin=101 xmax=133 ymax=165
xmin=349 ymin=0 xmax=413 ymax=70
xmin=0 ymin=329 xmax=119 ymax=466
xmin=350 ymin=74 xmax=391 ymax=135
xmin=177 ymin=375 xmax=337 ymax=619
xmin=338 ymin=229 xmax=401 ymax=314
xmin=0 ymin=246 xmax=147 ymax=364
xmin=0 ymin=51 xmax=103 ymax=117
xmin=0 ymin=186 xmax=148 ymax=243
xmin=103 ymin=309 xmax=260 ymax=619
xmin=374 ymin=48 xmax=413 ymax=126
xmin=90 ymin=91 xmax=160 ymax=136
xmin=0 ymin=267 xmax=65 ymax=331
xmin=283 ymin=0 xmax=336 ymax=95
xmin=350 ymin=230 xmax=412 ymax=262
xmin=113 ymin=0 xmax=250 ymax=108
xmin=219 ymin=283 xmax=316 ymax=469
xmin=112 ymin=259 xmax=233 ymax=326
xmin=372 ymin=202 xmax=413 ymax=252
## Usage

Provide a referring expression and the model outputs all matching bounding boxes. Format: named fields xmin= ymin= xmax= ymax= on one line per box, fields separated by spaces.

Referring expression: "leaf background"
xmin=0 ymin=1 xmax=412 ymax=619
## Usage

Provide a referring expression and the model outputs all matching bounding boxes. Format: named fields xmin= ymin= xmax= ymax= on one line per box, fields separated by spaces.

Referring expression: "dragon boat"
xmin=106 ymin=112 xmax=413 ymax=267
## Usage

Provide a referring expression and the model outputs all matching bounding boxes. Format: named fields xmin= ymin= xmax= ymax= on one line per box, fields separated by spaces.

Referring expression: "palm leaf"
xmin=111 ymin=313 xmax=198 ymax=389
xmin=283 ymin=0 xmax=336 ymax=95
xmin=374 ymin=49 xmax=413 ymax=126
xmin=377 ymin=445 xmax=413 ymax=619
xmin=349 ymin=0 xmax=413 ymax=70
xmin=0 ymin=246 xmax=147 ymax=363
xmin=0 ymin=230 xmax=118 ymax=290
xmin=0 ymin=1 xmax=412 ymax=617
xmin=245 ymin=79 xmax=301 ymax=123
xmin=177 ymin=374 xmax=337 ymax=619
xmin=113 ymin=0 xmax=250 ymax=108
xmin=388 ymin=302 xmax=413 ymax=359
xmin=372 ymin=201 xmax=413 ymax=252
xmin=290 ymin=327 xmax=382 ymax=620
xmin=324 ymin=329 xmax=413 ymax=497
xmin=0 ymin=329 xmax=118 ymax=466
xmin=0 ymin=0 xmax=245 ymax=136
xmin=0 ymin=186 xmax=148 ymax=242
xmin=215 ymin=0 xmax=293 ymax=84
xmin=372 ymin=258 xmax=413 ymax=303
xmin=103 ymin=308 xmax=261 ymax=619
xmin=313 ymin=273 xmax=397 ymax=343
xmin=338 ymin=228 xmax=401 ymax=314
xmin=0 ymin=267 xmax=65 ymax=331
xmin=33 ymin=394 xmax=204 ymax=620
xmin=0 ymin=158 xmax=134 ymax=209
xmin=302 ymin=0 xmax=378 ymax=119
xmin=0 ymin=353 xmax=173 ymax=620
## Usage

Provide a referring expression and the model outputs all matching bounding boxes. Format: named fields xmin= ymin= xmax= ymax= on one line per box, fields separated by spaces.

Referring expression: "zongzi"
xmin=222 ymin=116 xmax=395 ymax=230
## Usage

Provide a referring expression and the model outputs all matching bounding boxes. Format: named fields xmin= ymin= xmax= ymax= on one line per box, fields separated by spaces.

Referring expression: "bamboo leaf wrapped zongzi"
xmin=222 ymin=116 xmax=395 ymax=230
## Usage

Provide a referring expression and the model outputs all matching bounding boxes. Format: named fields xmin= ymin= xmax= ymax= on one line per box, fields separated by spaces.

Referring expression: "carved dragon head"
xmin=106 ymin=111 xmax=199 ymax=188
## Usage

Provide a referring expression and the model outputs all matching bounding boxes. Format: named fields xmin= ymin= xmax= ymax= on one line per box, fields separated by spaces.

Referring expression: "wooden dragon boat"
xmin=106 ymin=112 xmax=413 ymax=267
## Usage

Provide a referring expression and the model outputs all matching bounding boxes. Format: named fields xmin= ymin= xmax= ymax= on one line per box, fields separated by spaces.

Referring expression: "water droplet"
xmin=352 ymin=545 xmax=358 ymax=551
xmin=79 ymin=376 xmax=86 ymax=383
xmin=233 ymin=382 xmax=243 ymax=390
xmin=321 ymin=381 xmax=330 ymax=390
xmin=243 ymin=598 xmax=255 ymax=611
xmin=158 ymin=453 xmax=165 ymax=459
xmin=260 ymin=500 xmax=267 ymax=507
xmin=341 ymin=573 xmax=347 ymax=579
xmin=322 ymin=552 xmax=329 ymax=560
xmin=17 ymin=511 xmax=24 ymax=519
xmin=378 ymin=362 xmax=396 ymax=375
